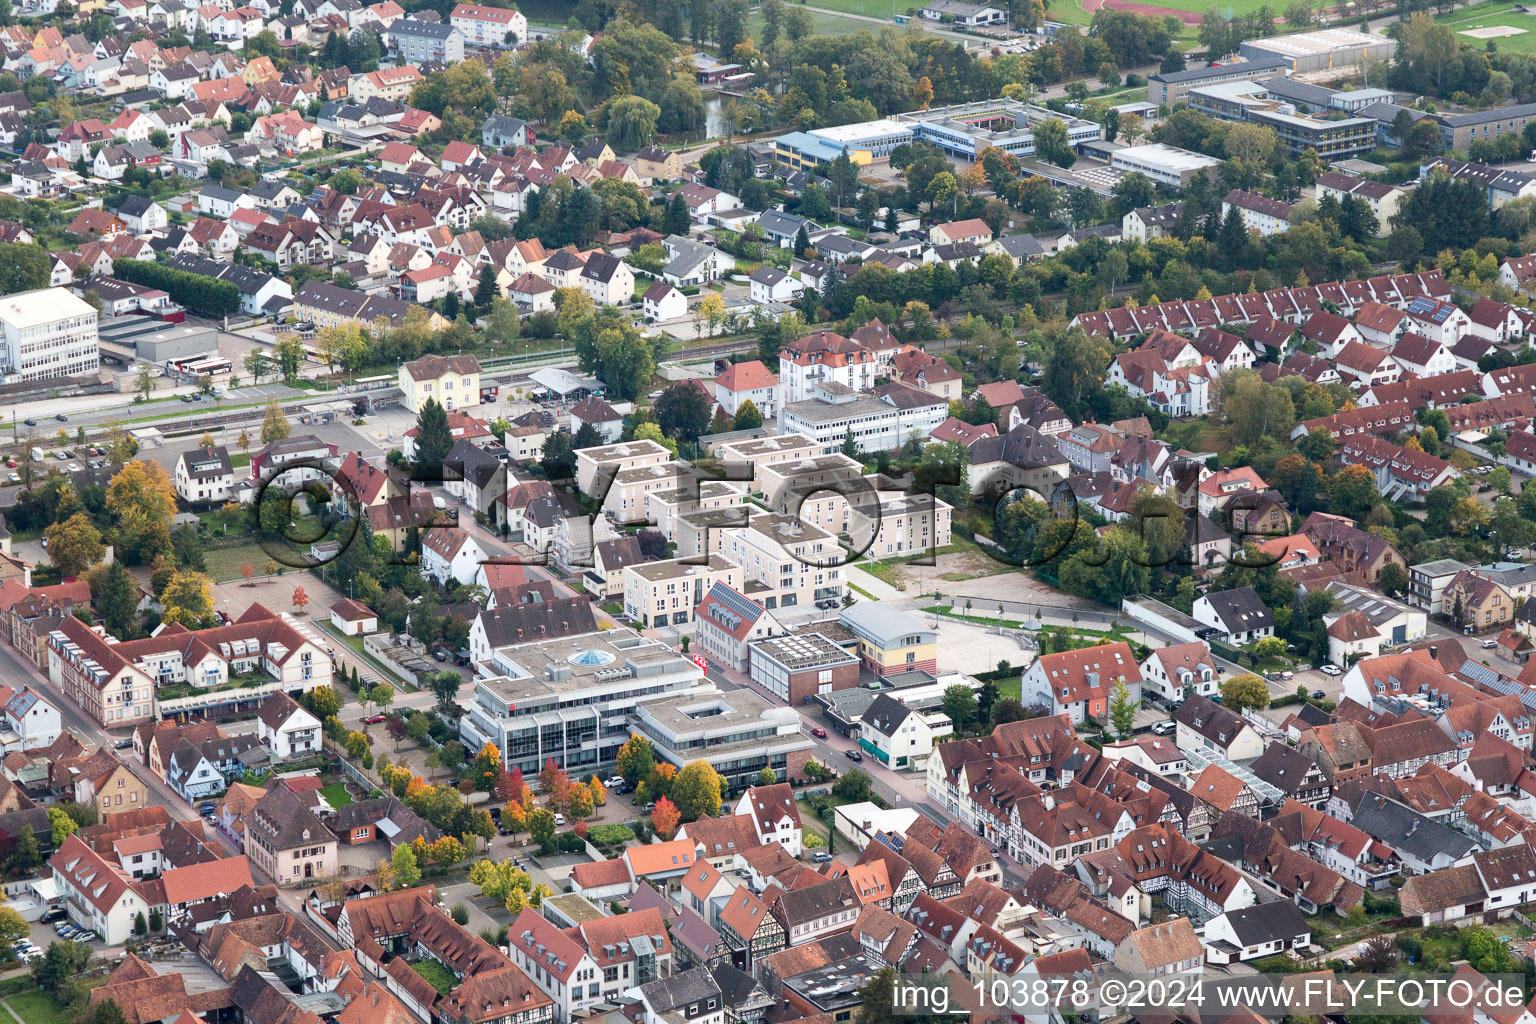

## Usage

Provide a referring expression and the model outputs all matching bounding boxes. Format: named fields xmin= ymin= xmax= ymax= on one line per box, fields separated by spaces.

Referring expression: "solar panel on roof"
xmin=708 ymin=581 xmax=761 ymax=622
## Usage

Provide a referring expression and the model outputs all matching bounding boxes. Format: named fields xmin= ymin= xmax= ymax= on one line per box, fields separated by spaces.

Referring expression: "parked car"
xmin=199 ymin=802 xmax=216 ymax=815
xmin=810 ymin=727 xmax=827 ymax=739
xmin=179 ymin=394 xmax=193 ymax=403
xmin=813 ymin=852 xmax=833 ymax=862
xmin=22 ymin=418 xmax=35 ymax=426
xmin=6 ymin=474 xmax=16 ymax=483
xmin=844 ymin=749 xmax=863 ymax=761
xmin=113 ymin=738 xmax=133 ymax=750
xmin=364 ymin=714 xmax=385 ymax=724
xmin=54 ymin=413 xmax=66 ymax=422
xmin=1320 ymin=664 xmax=1342 ymax=676
xmin=553 ymin=813 xmax=566 ymax=825
xmin=66 ymin=463 xmax=79 ymax=472
xmin=603 ymin=776 xmax=624 ymax=788
xmin=1483 ymin=638 xmax=1499 ymax=649
xmin=1151 ymin=720 xmax=1175 ymax=736
xmin=1311 ymin=689 xmax=1326 ymax=700
xmin=431 ymin=646 xmax=449 ymax=662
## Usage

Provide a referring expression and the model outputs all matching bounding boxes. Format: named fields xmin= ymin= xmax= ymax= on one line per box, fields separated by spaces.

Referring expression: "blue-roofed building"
xmin=772 ymin=131 xmax=867 ymax=173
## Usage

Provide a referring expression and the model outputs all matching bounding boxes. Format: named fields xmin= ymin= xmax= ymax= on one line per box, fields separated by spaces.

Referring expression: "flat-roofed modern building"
xmin=1109 ymin=143 xmax=1223 ymax=189
xmin=893 ymin=99 xmax=1100 ymax=160
xmin=623 ymin=555 xmax=741 ymax=629
xmin=716 ymin=512 xmax=845 ymax=612
xmin=1145 ymin=56 xmax=1289 ymax=107
xmin=778 ymin=382 xmax=948 ymax=455
xmin=807 ymin=119 xmax=915 ymax=158
xmin=749 ymin=631 xmax=860 ymax=705
xmin=772 ymin=131 xmax=871 ymax=172
xmin=1189 ymin=78 xmax=1376 ymax=160
xmin=1239 ymin=28 xmax=1396 ymax=75
xmin=458 ymin=628 xmax=709 ymax=776
xmin=0 ymin=287 xmax=99 ymax=381
xmin=629 ymin=689 xmax=814 ymax=789
xmin=574 ymin=438 xmax=672 ymax=497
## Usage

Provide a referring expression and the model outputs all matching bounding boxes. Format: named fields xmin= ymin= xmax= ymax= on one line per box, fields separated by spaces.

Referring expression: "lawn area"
xmin=5 ymin=991 xmax=69 ymax=1024
xmin=411 ymin=959 xmax=459 ymax=995
xmin=747 ymin=6 xmax=886 ymax=37
xmin=1437 ymin=2 xmax=1536 ymax=54
xmin=203 ymin=542 xmax=273 ymax=583
xmin=321 ymin=782 xmax=353 ymax=808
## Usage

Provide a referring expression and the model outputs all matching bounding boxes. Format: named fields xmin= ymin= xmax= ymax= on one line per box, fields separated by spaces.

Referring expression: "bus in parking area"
xmin=168 ymin=357 xmax=233 ymax=377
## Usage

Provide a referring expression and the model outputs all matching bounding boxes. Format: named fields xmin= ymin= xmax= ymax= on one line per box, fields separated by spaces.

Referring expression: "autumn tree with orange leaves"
xmin=651 ymin=795 xmax=680 ymax=839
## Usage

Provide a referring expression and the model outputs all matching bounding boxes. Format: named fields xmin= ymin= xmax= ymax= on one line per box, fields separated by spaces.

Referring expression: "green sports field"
xmin=1436 ymin=1 xmax=1536 ymax=54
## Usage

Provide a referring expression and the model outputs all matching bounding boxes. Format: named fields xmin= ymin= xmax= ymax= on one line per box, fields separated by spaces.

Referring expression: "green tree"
xmin=10 ymin=825 xmax=38 ymax=872
xmin=833 ymin=768 xmax=872 ymax=802
xmin=391 ymin=842 xmax=421 ymax=889
xmin=260 ymin=398 xmax=290 ymax=444
xmin=1220 ymin=673 xmax=1270 ymax=713
xmin=1109 ymin=680 xmax=1138 ymax=737
xmin=47 ymin=806 xmax=78 ymax=847
xmin=528 ymin=807 xmax=557 ymax=848
xmin=616 ymin=735 xmax=655 ymax=789
xmin=0 ymin=241 xmax=48 ymax=294
xmin=756 ymin=767 xmax=777 ymax=786
xmin=606 ymin=95 xmax=662 ymax=152
xmin=940 ymin=684 xmax=978 ymax=733
xmin=45 ymin=512 xmax=104 ymax=576
xmin=412 ymin=397 xmax=453 ymax=468
xmin=1377 ymin=561 xmax=1409 ymax=599
xmin=656 ymin=382 xmax=713 ymax=443
xmin=1032 ymin=117 xmax=1076 ymax=168
xmin=670 ymin=760 xmax=724 ymax=821
xmin=732 ymin=399 xmax=763 ymax=431
xmin=1042 ymin=329 xmax=1110 ymax=420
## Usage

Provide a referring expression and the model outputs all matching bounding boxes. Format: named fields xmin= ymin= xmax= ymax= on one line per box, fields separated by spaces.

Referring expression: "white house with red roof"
xmin=694 ymin=582 xmax=783 ymax=673
xmin=1196 ymin=466 xmax=1268 ymax=518
xmin=450 ymin=2 xmax=527 ymax=44
xmin=1467 ymin=297 xmax=1527 ymax=344
xmin=715 ymin=359 xmax=778 ymax=419
xmin=1337 ymin=436 xmax=1458 ymax=501
xmin=1390 ymin=333 xmax=1455 ymax=378
xmin=50 ymin=833 xmax=155 ymax=943
xmin=734 ymin=782 xmax=803 ymax=856
xmin=1333 ymin=340 xmax=1401 ymax=388
xmin=421 ymin=527 xmax=487 ymax=586
xmin=506 ymin=907 xmax=602 ymax=1018
xmin=1138 ymin=641 xmax=1217 ymax=703
xmin=1020 ymin=641 xmax=1143 ymax=724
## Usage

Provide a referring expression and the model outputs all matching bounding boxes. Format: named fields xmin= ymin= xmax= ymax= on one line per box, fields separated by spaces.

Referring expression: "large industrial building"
xmin=1239 ymin=28 xmax=1397 ymax=73
xmin=0 ymin=287 xmax=100 ymax=383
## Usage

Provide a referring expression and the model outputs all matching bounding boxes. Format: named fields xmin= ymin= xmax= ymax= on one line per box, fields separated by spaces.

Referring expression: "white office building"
xmin=0 ymin=288 xmax=100 ymax=381
xmin=458 ymin=628 xmax=710 ymax=777
xmin=778 ymin=382 xmax=948 ymax=454
xmin=1109 ymin=143 xmax=1223 ymax=189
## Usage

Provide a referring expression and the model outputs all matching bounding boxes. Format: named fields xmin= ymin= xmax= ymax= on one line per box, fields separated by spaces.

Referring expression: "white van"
xmin=29 ymin=447 xmax=43 ymax=462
